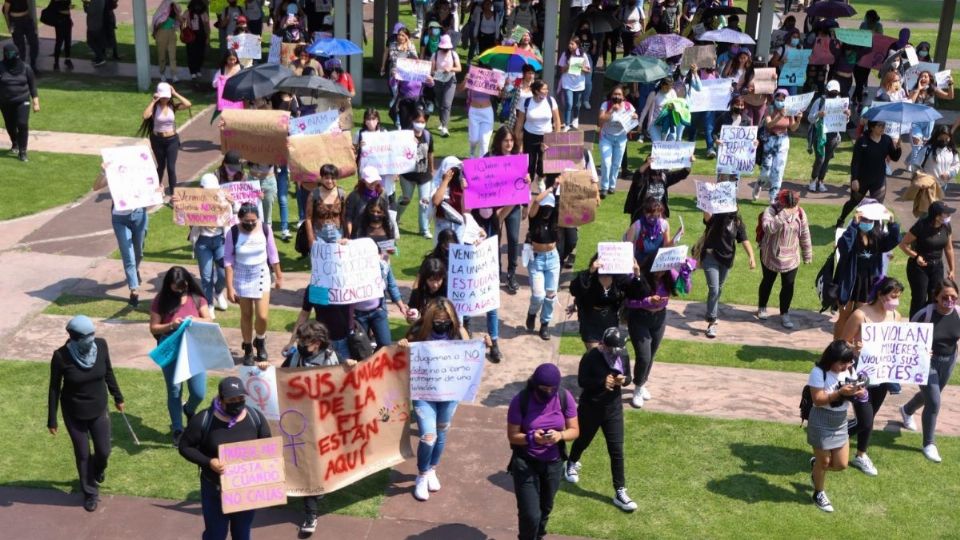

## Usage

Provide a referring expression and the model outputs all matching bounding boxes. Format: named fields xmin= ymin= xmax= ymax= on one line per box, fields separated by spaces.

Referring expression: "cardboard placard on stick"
xmin=543 ymin=131 xmax=585 ymax=174
xmin=680 ymin=44 xmax=717 ymax=73
xmin=313 ymin=96 xmax=353 ymax=132
xmin=220 ymin=109 xmax=291 ymax=165
xmin=288 ymin=131 xmax=357 ymax=182
xmin=558 ymin=170 xmax=598 ymax=227
xmin=219 ymin=437 xmax=287 ymax=514
xmin=172 ymin=187 xmax=233 ymax=227
xmin=752 ymin=68 xmax=778 ymax=95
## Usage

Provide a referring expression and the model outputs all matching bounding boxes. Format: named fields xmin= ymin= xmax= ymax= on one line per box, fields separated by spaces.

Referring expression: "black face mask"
xmin=297 ymin=343 xmax=314 ymax=359
xmin=432 ymin=320 xmax=453 ymax=334
xmin=612 ymin=96 xmax=623 ymax=103
xmin=937 ymin=139 xmax=950 ymax=148
xmin=731 ymin=107 xmax=744 ymax=115
xmin=240 ymin=221 xmax=257 ymax=232
xmin=224 ymin=399 xmax=245 ymax=416
xmin=369 ymin=214 xmax=384 ymax=223
xmin=828 ymin=91 xmax=840 ymax=98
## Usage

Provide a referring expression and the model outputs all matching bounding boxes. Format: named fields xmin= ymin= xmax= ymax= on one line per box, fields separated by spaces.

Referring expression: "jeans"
xmin=1 ymin=100 xmax=30 ymax=152
xmin=398 ymin=178 xmax=431 ymax=234
xmin=904 ymin=353 xmax=957 ymax=447
xmin=273 ymin=167 xmax=288 ymax=231
xmin=906 ymin=259 xmax=944 ymax=317
xmin=296 ymin=181 xmax=309 ymax=222
xmin=702 ymin=253 xmax=730 ymax=323
xmin=413 ymin=400 xmax=458 ymax=473
xmin=331 ymin=337 xmax=350 ymax=363
xmin=528 ymin=249 xmax=560 ymax=324
xmin=627 ymin=309 xmax=666 ymax=387
xmin=260 ymin=179 xmax=277 ymax=228
xmin=811 ymin=134 xmax=840 ymax=182
xmin=760 ymin=132 xmax=789 ymax=201
xmin=757 ymin=264 xmax=798 ymax=315
xmin=502 ymin=205 xmax=522 ymax=277
xmin=194 ymin=234 xmax=226 ymax=306
xmin=434 ymin=78 xmax=457 ymax=129
xmin=562 ymin=89 xmax=583 ymax=127
xmin=909 ymin=122 xmax=936 ymax=166
xmin=111 ymin=209 xmax=147 ymax=291
xmin=567 ymin=401 xmax=626 ymax=489
xmin=10 ymin=15 xmax=39 ymax=68
xmin=557 ymin=227 xmax=578 ymax=266
xmin=200 ymin=476 xmax=255 ymax=540
xmin=151 ymin=133 xmax=180 ymax=195
xmin=161 ymin=358 xmax=206 ymax=432
xmin=511 ymin=454 xmax=563 ymax=540
xmin=354 ymin=302 xmax=392 ymax=348
xmin=464 ymin=309 xmax=500 ymax=340
xmin=687 ymin=111 xmax=716 ymax=152
xmin=599 ymin=132 xmax=628 ymax=192
xmin=63 ymin=412 xmax=111 ymax=498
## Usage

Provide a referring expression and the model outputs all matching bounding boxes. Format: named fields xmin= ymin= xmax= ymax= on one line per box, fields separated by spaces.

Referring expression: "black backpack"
xmin=507 ymin=387 xmax=569 ymax=473
xmin=230 ymin=222 xmax=272 ymax=251
xmin=799 ymin=384 xmax=814 ymax=426
xmin=814 ymin=251 xmax=839 ymax=313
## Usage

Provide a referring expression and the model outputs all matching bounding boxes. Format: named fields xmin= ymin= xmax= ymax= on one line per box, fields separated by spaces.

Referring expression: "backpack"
xmin=197 ymin=405 xmax=264 ymax=448
xmin=814 ymin=251 xmax=838 ymax=313
xmin=230 ymin=222 xmax=272 ymax=251
xmin=799 ymin=367 xmax=825 ymax=426
xmin=507 ymin=387 xmax=569 ymax=472
xmin=523 ymin=95 xmax=557 ymax=117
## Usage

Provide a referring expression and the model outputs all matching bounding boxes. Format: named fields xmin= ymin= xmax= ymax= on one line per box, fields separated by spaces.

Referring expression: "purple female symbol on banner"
xmin=244 ymin=376 xmax=271 ymax=411
xmin=279 ymin=409 xmax=307 ymax=467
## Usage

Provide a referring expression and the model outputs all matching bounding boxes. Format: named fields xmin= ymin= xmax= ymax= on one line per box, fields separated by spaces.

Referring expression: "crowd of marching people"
xmin=28 ymin=0 xmax=960 ymax=538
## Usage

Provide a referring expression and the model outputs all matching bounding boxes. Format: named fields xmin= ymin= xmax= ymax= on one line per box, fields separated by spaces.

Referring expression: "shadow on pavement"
xmin=0 ymin=482 xmax=82 ymax=507
xmin=404 ymin=523 xmax=493 ymax=540
xmin=485 ymin=471 xmax=513 ymax=494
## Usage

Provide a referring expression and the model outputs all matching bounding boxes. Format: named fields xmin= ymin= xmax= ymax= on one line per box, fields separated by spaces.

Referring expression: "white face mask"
xmin=412 ymin=122 xmax=426 ymax=131
xmin=479 ymin=208 xmax=494 ymax=219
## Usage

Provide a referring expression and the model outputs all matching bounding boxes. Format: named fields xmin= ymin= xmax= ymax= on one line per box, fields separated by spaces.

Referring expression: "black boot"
xmin=253 ymin=337 xmax=268 ymax=361
xmin=539 ymin=323 xmax=550 ymax=341
xmin=18 ymin=151 xmax=28 ymax=162
xmin=489 ymin=340 xmax=502 ymax=364
xmin=526 ymin=313 xmax=536 ymax=333
xmin=242 ymin=342 xmax=254 ymax=365
xmin=65 ymin=59 xmax=73 ymax=70
xmin=506 ymin=274 xmax=519 ymax=295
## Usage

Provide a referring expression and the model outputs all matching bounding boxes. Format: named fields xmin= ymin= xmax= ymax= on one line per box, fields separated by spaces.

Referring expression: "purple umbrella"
xmin=805 ymin=0 xmax=856 ymax=19
xmin=633 ymin=34 xmax=693 ymax=59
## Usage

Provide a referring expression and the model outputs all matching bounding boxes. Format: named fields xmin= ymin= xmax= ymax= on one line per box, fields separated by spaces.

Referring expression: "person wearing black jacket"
xmin=623 ymin=155 xmax=691 ymax=220
xmin=836 ymin=120 xmax=903 ymax=227
xmin=569 ymin=254 xmax=632 ymax=351
xmin=179 ymin=377 xmax=271 ymax=540
xmin=47 ymin=315 xmax=124 ymax=512
xmin=563 ymin=328 xmax=638 ymax=512
xmin=0 ymin=43 xmax=39 ymax=162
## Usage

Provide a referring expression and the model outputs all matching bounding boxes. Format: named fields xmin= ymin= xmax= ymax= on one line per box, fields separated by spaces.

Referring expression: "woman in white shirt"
xmin=557 ymin=38 xmax=591 ymax=131
xmin=597 ymin=84 xmax=638 ymax=195
xmin=639 ymin=78 xmax=676 ymax=142
xmin=514 ymin=79 xmax=562 ymax=183
xmin=919 ymin=125 xmax=960 ymax=191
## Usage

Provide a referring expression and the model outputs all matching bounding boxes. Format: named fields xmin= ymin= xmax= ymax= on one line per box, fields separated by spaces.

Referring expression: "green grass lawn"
xmin=0 ymin=359 xmax=387 ymax=516
xmin=909 ymin=29 xmax=960 ymax=61
xmin=549 ymin=410 xmax=960 ymax=539
xmin=849 ymin=0 xmax=950 ymax=23
xmin=0 ymin=151 xmax=102 ymax=220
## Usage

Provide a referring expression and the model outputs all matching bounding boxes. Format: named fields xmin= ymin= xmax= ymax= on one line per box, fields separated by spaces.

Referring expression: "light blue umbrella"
xmin=306 ymin=37 xmax=363 ymax=56
xmin=861 ymin=102 xmax=943 ymax=124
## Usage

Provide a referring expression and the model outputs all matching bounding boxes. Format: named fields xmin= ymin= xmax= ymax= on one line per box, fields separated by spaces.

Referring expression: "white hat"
xmin=200 ymin=173 xmax=220 ymax=189
xmin=361 ymin=165 xmax=382 ymax=183
xmin=826 ymin=80 xmax=840 ymax=92
xmin=857 ymin=202 xmax=890 ymax=221
xmin=154 ymin=82 xmax=172 ymax=99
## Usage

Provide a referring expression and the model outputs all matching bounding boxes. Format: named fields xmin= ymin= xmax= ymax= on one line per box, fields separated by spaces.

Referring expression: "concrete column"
xmin=334 ymin=0 xmax=347 ymax=38
xmin=754 ymin=0 xmax=775 ymax=62
xmin=745 ymin=0 xmax=760 ymax=39
xmin=387 ymin=0 xmax=399 ymax=35
xmin=349 ymin=0 xmax=363 ymax=105
xmin=542 ymin=0 xmax=559 ymax=86
xmin=558 ymin=0 xmax=572 ymax=55
xmin=133 ymin=0 xmax=151 ymax=91
xmin=373 ymin=0 xmax=386 ymax=71
xmin=933 ymin=0 xmax=957 ymax=69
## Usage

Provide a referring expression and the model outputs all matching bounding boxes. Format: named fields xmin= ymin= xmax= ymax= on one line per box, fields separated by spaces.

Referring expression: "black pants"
xmin=151 ymin=133 xmax=181 ymax=194
xmin=627 ymin=308 xmax=666 ymax=387
xmin=186 ymin=32 xmax=208 ymax=75
xmin=567 ymin=400 xmax=626 ymax=489
xmin=87 ymin=27 xmax=107 ymax=63
xmin=811 ymin=134 xmax=840 ymax=182
xmin=477 ymin=32 xmax=497 ymax=57
xmin=907 ymin=258 xmax=944 ymax=317
xmin=523 ymin=130 xmax=545 ymax=179
xmin=848 ymin=385 xmax=890 ymax=454
xmin=1 ymin=100 xmax=30 ymax=152
xmin=853 ymin=65 xmax=871 ymax=105
xmin=10 ymin=15 xmax=39 ymax=69
xmin=54 ymin=18 xmax=73 ymax=63
xmin=757 ymin=264 xmax=798 ymax=315
xmin=837 ymin=181 xmax=886 ymax=226
xmin=557 ymin=227 xmax=578 ymax=265
xmin=501 ymin=205 xmax=522 ymax=277
xmin=511 ymin=454 xmax=563 ymax=540
xmin=63 ymin=412 xmax=112 ymax=498
xmin=302 ymin=494 xmax=323 ymax=517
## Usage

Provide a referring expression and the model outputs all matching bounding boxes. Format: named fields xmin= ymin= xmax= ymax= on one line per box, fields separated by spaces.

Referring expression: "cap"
xmin=223 ymin=150 xmax=242 ymax=166
xmin=392 ymin=22 xmax=406 ymax=35
xmin=154 ymin=82 xmax=172 ymax=99
xmin=602 ymin=327 xmax=625 ymax=349
xmin=361 ymin=165 xmax=382 ymax=183
xmin=219 ymin=376 xmax=246 ymax=400
xmin=826 ymin=80 xmax=840 ymax=92
xmin=428 ymin=21 xmax=442 ymax=29
xmin=928 ymin=201 xmax=956 ymax=217
xmin=438 ymin=35 xmax=454 ymax=50
xmin=324 ymin=58 xmax=342 ymax=70
xmin=286 ymin=3 xmax=298 ymax=15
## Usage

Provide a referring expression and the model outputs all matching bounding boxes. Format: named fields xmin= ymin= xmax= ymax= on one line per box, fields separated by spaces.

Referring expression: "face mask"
xmin=412 ymin=122 xmax=426 ymax=131
xmin=828 ymin=91 xmax=840 ymax=98
xmin=363 ymin=186 xmax=379 ymax=200
xmin=612 ymin=96 xmax=623 ymax=103
xmin=479 ymin=208 xmax=494 ymax=219
xmin=937 ymin=139 xmax=950 ymax=148
xmin=883 ymin=298 xmax=900 ymax=311
xmin=365 ymin=120 xmax=378 ymax=130
xmin=644 ymin=215 xmax=659 ymax=226
xmin=432 ymin=319 xmax=453 ymax=334
xmin=368 ymin=213 xmax=384 ymax=223
xmin=297 ymin=343 xmax=315 ymax=359
xmin=224 ymin=400 xmax=245 ymax=416
xmin=790 ymin=38 xmax=800 ymax=47
xmin=534 ymin=387 xmax=556 ymax=400
xmin=225 ymin=165 xmax=240 ymax=176
xmin=857 ymin=221 xmax=874 ymax=233
xmin=943 ymin=217 xmax=952 ymax=225
xmin=773 ymin=100 xmax=785 ymax=110
xmin=731 ymin=107 xmax=743 ymax=115
xmin=919 ymin=49 xmax=929 ymax=57
xmin=431 ymin=28 xmax=441 ymax=36
xmin=241 ymin=221 xmax=257 ymax=232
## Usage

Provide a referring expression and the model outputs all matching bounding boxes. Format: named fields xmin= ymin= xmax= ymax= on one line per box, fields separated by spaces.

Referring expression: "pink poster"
xmin=809 ymin=37 xmax=835 ymax=66
xmin=216 ymin=73 xmax=244 ymax=112
xmin=857 ymin=34 xmax=898 ymax=69
xmin=462 ymin=154 xmax=531 ymax=209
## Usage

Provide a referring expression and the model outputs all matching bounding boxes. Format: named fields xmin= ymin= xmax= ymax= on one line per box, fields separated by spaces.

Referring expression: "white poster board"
xmin=409 ymin=339 xmax=487 ymax=402
xmin=288 ymin=110 xmax=342 ymax=136
xmin=239 ymin=365 xmax=280 ymax=421
xmin=858 ymin=322 xmax=933 ymax=385
xmin=173 ymin=321 xmax=236 ymax=384
xmin=823 ymin=97 xmax=850 ymax=134
xmin=716 ymin=125 xmax=758 ymax=175
xmin=447 ymin=235 xmax=500 ymax=317
xmin=650 ymin=245 xmax=689 ymax=272
xmin=695 ymin=180 xmax=738 ymax=214
xmin=101 ymin=145 xmax=164 ymax=211
xmin=359 ymin=131 xmax=418 ymax=175
xmin=227 ymin=33 xmax=263 ymax=60
xmin=651 ymin=141 xmax=695 ymax=170
xmin=687 ymin=78 xmax=735 ymax=113
xmin=597 ymin=242 xmax=634 ymax=275
xmin=783 ymin=92 xmax=815 ymax=117
xmin=308 ymin=238 xmax=385 ymax=305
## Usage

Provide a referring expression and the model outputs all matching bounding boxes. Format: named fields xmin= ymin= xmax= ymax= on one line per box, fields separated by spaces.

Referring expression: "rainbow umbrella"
xmin=475 ymin=45 xmax=543 ymax=72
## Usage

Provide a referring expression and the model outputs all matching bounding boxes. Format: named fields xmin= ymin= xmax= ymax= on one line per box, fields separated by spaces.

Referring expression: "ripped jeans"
xmin=528 ymin=249 xmax=560 ymax=324
xmin=759 ymin=132 xmax=790 ymax=202
xmin=413 ymin=400 xmax=459 ymax=473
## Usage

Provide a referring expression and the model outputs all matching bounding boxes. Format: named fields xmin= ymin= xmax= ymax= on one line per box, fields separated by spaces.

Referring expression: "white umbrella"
xmin=700 ymin=28 xmax=756 ymax=45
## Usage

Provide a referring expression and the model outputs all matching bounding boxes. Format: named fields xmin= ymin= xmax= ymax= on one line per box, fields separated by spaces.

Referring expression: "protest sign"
xmin=409 ymin=339 xmax=486 ymax=402
xmin=309 ymin=238 xmax=384 ymax=305
xmin=809 ymin=37 xmax=835 ymax=66
xmin=240 ymin=365 xmax=280 ymax=421
xmin=857 ymin=34 xmax=898 ymax=69
xmin=216 ymin=75 xmax=244 ymax=112
xmin=457 ymin=214 xmax=483 ymax=245
xmin=752 ymin=68 xmax=778 ymax=94
xmin=609 ymin=108 xmax=640 ymax=134
xmin=687 ymin=78 xmax=735 ymax=112
xmin=509 ymin=25 xmax=529 ymax=42
xmin=597 ymin=242 xmax=634 ymax=275
xmin=219 ymin=437 xmax=286 ymax=514
xmin=288 ymin=109 xmax=342 ymax=136
xmin=220 ymin=109 xmax=291 ymax=165
xmin=936 ymin=70 xmax=953 ymax=88
xmin=558 ymin=170 xmax=599 ymax=227
xmin=462 ymin=154 xmax=531 ymax=209
xmin=834 ymin=28 xmax=872 ymax=47
xmin=221 ymin=180 xmax=264 ymax=226
xmin=650 ymin=245 xmax=689 ymax=272
xmin=227 ymin=33 xmax=263 ymax=60
xmin=359 ymin=130 xmax=417 ymax=175
xmin=173 ymin=321 xmax=235 ymax=384
xmin=101 ymin=145 xmax=163 ymax=211
xmin=465 ymin=66 xmax=507 ymax=96
xmin=288 ymin=131 xmax=357 ymax=182
xmin=716 ymin=125 xmax=758 ymax=175
xmin=823 ymin=97 xmax=850 ymax=134
xmin=695 ymin=180 xmax=738 ymax=214
xmin=567 ymin=57 xmax=585 ymax=76
xmin=543 ymin=131 xmax=585 ymax=174
xmin=312 ymin=96 xmax=353 ymax=132
xmin=272 ymin=346 xmax=413 ymax=495
xmin=651 ymin=142 xmax=695 ymax=170
xmin=395 ymin=58 xmax=432 ymax=83
xmin=858 ymin=322 xmax=933 ymax=385
xmin=267 ymin=34 xmax=282 ymax=63
xmin=783 ymin=92 xmax=815 ymax=116
xmin=904 ymin=46 xmax=919 ymax=67
xmin=680 ymin=44 xmax=717 ymax=74
xmin=448 ymin=236 xmax=500 ymax=317
xmin=172 ymin=187 xmax=233 ymax=227
xmin=904 ymin=61 xmax=941 ymax=90
xmin=779 ymin=49 xmax=811 ymax=86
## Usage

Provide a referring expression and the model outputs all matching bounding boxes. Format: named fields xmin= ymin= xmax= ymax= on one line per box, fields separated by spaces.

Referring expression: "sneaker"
xmin=888 ymin=383 xmax=902 ymax=395
xmin=751 ymin=182 xmax=762 ymax=201
xmin=885 ymin=162 xmax=893 ymax=176
xmin=426 ymin=469 xmax=441 ymax=492
xmin=440 ymin=126 xmax=449 ymax=137
xmin=808 ymin=180 xmax=818 ymax=191
xmin=93 ymin=59 xmax=107 ymax=67
xmin=64 ymin=59 xmax=73 ymax=70
xmin=818 ymin=183 xmax=828 ymax=193
xmin=18 ymin=152 xmax=28 ymax=162
xmin=900 ymin=406 xmax=917 ymax=431
xmin=630 ymin=391 xmax=644 ymax=409
xmin=561 ymin=125 xmax=571 ymax=132
xmin=705 ymin=323 xmax=718 ymax=338
xmin=851 ymin=454 xmax=878 ymax=476
xmin=583 ymin=101 xmax=591 ymax=110
xmin=422 ymin=230 xmax=433 ymax=240
xmin=923 ymin=444 xmax=942 ymax=463
xmin=613 ymin=487 xmax=638 ymax=512
xmin=300 ymin=514 xmax=318 ymax=534
xmin=640 ymin=386 xmax=651 ymax=400
xmin=600 ymin=191 xmax=607 ymax=200
xmin=526 ymin=313 xmax=537 ymax=333
xmin=813 ymin=491 xmax=834 ymax=513
xmin=215 ymin=291 xmax=229 ymax=311
xmin=208 ymin=309 xmax=216 ymax=321
xmin=95 ymin=471 xmax=105 ymax=484
xmin=564 ymin=461 xmax=581 ymax=483
xmin=280 ymin=228 xmax=292 ymax=241
xmin=706 ymin=149 xmax=717 ymax=159
xmin=172 ymin=429 xmax=183 ymax=447
xmin=172 ymin=75 xmax=180 ymax=83
xmin=128 ymin=292 xmax=139 ymax=308
xmin=757 ymin=308 xmax=769 ymax=320
xmin=572 ymin=118 xmax=579 ymax=129
xmin=414 ymin=474 xmax=430 ymax=501
xmin=607 ymin=188 xmax=616 ymax=196
xmin=781 ymin=314 xmax=795 ymax=329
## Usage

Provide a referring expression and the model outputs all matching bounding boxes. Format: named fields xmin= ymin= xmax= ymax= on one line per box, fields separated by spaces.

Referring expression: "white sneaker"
xmin=813 ymin=491 xmax=834 ymax=512
xmin=752 ymin=181 xmax=762 ymax=201
xmin=172 ymin=75 xmax=180 ymax=83
xmin=562 ymin=125 xmax=571 ymax=132
xmin=564 ymin=460 xmax=581 ymax=483
xmin=613 ymin=487 xmax=638 ymax=512
xmin=781 ymin=314 xmax=795 ymax=329
xmin=630 ymin=392 xmax=644 ymax=409
xmin=208 ymin=309 xmax=216 ymax=321
xmin=414 ymin=474 xmax=430 ymax=501
xmin=280 ymin=229 xmax=292 ymax=241
xmin=215 ymin=291 xmax=229 ymax=311
xmin=572 ymin=118 xmax=579 ymax=129
xmin=426 ymin=469 xmax=441 ymax=492
xmin=640 ymin=386 xmax=651 ymax=400
xmin=885 ymin=163 xmax=893 ymax=175
xmin=923 ymin=444 xmax=942 ymax=463
xmin=851 ymin=454 xmax=878 ymax=476
xmin=706 ymin=323 xmax=718 ymax=338
xmin=818 ymin=183 xmax=828 ymax=193
xmin=900 ymin=405 xmax=917 ymax=431
xmin=808 ymin=180 xmax=817 ymax=191
xmin=757 ymin=308 xmax=769 ymax=320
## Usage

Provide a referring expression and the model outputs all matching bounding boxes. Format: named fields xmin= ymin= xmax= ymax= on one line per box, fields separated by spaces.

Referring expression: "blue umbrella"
xmin=306 ymin=37 xmax=363 ymax=56
xmin=861 ymin=102 xmax=942 ymax=125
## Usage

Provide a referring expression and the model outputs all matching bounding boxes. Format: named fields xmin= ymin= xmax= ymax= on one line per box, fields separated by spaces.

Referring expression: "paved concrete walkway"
xmin=26 ymin=130 xmax=145 ymax=156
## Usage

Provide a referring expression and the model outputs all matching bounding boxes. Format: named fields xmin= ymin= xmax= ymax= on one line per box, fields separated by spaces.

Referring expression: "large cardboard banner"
xmin=783 ymin=92 xmax=815 ymax=116
xmin=448 ymin=236 xmax=500 ymax=317
xmin=752 ymin=68 xmax=778 ymax=94
xmin=219 ymin=437 xmax=287 ymax=513
xmin=409 ymin=340 xmax=486 ymax=402
xmin=288 ymin=109 xmax=342 ymax=137
xmin=687 ymin=78 xmax=735 ymax=112
xmin=220 ymin=109 xmax=291 ymax=165
xmin=651 ymin=142 xmax=695 ymax=170
xmin=101 ymin=145 xmax=164 ymax=211
xmin=359 ymin=130 xmax=418 ymax=175
xmin=462 ymin=154 xmax=531 ymax=208
xmin=680 ymin=44 xmax=717 ymax=73
xmin=858 ymin=322 xmax=933 ymax=385
xmin=288 ymin=131 xmax=357 ymax=182
xmin=695 ymin=181 xmax=738 ymax=214
xmin=313 ymin=96 xmax=353 ymax=132
xmin=273 ymin=347 xmax=413 ymax=495
xmin=309 ymin=238 xmax=384 ymax=305
xmin=395 ymin=58 xmax=433 ymax=83
xmin=465 ymin=66 xmax=506 ymax=96
xmin=823 ymin=97 xmax=850 ymax=134
xmin=221 ymin=180 xmax=263 ymax=226
xmin=543 ymin=131 xmax=585 ymax=174
xmin=779 ymin=49 xmax=812 ymax=86
xmin=597 ymin=242 xmax=634 ymax=274
xmin=172 ymin=187 xmax=233 ymax=227
xmin=558 ymin=170 xmax=598 ymax=227
xmin=716 ymin=125 xmax=758 ymax=175
xmin=227 ymin=33 xmax=263 ymax=60
xmin=240 ymin=365 xmax=281 ymax=421
xmin=857 ymin=34 xmax=898 ymax=69
xmin=834 ymin=28 xmax=873 ymax=47
xmin=173 ymin=321 xmax=236 ymax=384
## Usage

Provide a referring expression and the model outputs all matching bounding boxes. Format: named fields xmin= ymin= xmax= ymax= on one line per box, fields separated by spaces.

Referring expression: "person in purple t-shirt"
xmin=506 ymin=363 xmax=579 ymax=540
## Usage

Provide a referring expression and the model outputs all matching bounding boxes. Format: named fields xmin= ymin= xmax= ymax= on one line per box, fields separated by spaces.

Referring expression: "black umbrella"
xmin=222 ymin=63 xmax=294 ymax=101
xmin=573 ymin=10 xmax=621 ymax=34
xmin=274 ymin=75 xmax=352 ymax=98
xmin=700 ymin=6 xmax=747 ymax=18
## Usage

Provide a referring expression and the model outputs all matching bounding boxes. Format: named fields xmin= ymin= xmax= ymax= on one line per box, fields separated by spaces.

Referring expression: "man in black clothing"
xmin=836 ymin=120 xmax=902 ymax=227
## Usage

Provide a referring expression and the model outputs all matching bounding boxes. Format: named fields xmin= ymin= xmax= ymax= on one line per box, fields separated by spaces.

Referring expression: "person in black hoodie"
xmin=0 ymin=43 xmax=39 ymax=162
xmin=563 ymin=327 xmax=639 ymax=513
xmin=568 ymin=253 xmax=634 ymax=351
xmin=47 ymin=315 xmax=124 ymax=512
xmin=623 ymin=155 xmax=691 ymax=220
xmin=835 ymin=120 xmax=902 ymax=227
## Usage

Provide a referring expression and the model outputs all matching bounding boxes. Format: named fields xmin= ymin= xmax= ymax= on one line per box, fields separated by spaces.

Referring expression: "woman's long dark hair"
xmin=427 ymin=228 xmax=459 ymax=260
xmin=411 ymin=257 xmax=447 ymax=310
xmin=868 ymin=276 xmax=904 ymax=303
xmin=354 ymin=197 xmax=396 ymax=240
xmin=219 ymin=50 xmax=239 ymax=75
xmin=155 ymin=266 xmax=205 ymax=319
xmin=816 ymin=340 xmax=856 ymax=372
xmin=924 ymin=124 xmax=958 ymax=159
xmin=490 ymin=125 xmax=518 ymax=156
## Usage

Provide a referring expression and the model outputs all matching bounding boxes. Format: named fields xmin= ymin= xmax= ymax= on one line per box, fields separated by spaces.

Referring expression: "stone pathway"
xmin=26 ymin=130 xmax=147 ymax=156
